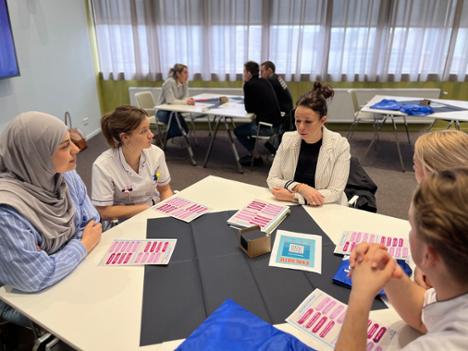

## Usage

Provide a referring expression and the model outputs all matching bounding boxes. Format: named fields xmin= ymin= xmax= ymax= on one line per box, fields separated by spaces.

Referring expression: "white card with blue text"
xmin=269 ymin=230 xmax=322 ymax=274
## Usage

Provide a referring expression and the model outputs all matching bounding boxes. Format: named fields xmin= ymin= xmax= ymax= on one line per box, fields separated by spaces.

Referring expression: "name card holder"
xmin=238 ymin=225 xmax=271 ymax=258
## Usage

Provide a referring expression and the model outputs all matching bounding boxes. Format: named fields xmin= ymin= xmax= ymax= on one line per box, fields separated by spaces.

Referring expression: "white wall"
xmin=0 ymin=0 xmax=100 ymax=137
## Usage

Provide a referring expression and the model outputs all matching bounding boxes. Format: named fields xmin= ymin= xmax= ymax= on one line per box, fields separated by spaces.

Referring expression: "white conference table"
xmin=0 ymin=176 xmax=417 ymax=351
xmin=362 ymin=95 xmax=468 ymax=127
xmin=153 ymin=102 xmax=211 ymax=166
xmin=155 ymin=94 xmax=255 ymax=173
xmin=360 ymin=95 xmax=468 ymax=171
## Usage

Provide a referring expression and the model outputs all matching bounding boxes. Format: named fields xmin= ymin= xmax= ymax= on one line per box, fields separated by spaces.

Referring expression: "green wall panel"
xmin=96 ymin=77 xmax=468 ymax=131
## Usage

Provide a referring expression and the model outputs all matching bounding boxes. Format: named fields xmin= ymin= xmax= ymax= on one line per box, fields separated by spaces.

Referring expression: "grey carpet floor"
xmin=76 ymin=130 xmax=419 ymax=220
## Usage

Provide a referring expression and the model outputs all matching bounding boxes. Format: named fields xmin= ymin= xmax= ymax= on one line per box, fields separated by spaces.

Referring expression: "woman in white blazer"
xmin=267 ymin=82 xmax=350 ymax=206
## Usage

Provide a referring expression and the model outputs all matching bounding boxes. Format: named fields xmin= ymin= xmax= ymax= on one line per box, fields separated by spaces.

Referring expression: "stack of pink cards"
xmin=334 ymin=231 xmax=410 ymax=260
xmin=287 ymin=289 xmax=397 ymax=349
xmin=101 ymin=239 xmax=177 ymax=266
xmin=227 ymin=199 xmax=290 ymax=234
xmin=154 ymin=197 xmax=209 ymax=222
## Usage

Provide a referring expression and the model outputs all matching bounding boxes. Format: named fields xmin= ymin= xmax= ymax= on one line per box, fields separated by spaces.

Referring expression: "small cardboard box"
xmin=238 ymin=226 xmax=271 ymax=258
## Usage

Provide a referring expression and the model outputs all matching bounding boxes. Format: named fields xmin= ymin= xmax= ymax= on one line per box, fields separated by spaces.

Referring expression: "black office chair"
xmin=345 ymin=157 xmax=378 ymax=213
xmin=249 ymin=111 xmax=285 ymax=166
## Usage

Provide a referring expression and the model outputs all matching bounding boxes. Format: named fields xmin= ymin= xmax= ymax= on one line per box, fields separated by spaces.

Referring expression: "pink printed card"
xmin=287 ymin=289 xmax=397 ymax=349
xmin=154 ymin=197 xmax=209 ymax=223
xmin=334 ymin=231 xmax=410 ymax=260
xmin=100 ymin=239 xmax=177 ymax=266
xmin=226 ymin=199 xmax=290 ymax=234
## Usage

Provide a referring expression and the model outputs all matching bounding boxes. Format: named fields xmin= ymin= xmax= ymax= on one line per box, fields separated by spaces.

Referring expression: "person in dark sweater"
xmin=234 ymin=61 xmax=281 ymax=166
xmin=260 ymin=61 xmax=294 ymax=154
xmin=260 ymin=61 xmax=293 ymax=114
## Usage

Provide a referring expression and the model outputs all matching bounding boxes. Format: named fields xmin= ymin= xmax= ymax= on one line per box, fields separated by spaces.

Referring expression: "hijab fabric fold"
xmin=0 ymin=112 xmax=76 ymax=253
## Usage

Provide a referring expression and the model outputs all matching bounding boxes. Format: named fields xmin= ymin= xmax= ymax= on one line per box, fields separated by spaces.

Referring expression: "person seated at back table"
xmin=234 ymin=61 xmax=282 ymax=166
xmin=260 ymin=60 xmax=293 ymax=115
xmin=267 ymin=82 xmax=350 ymax=206
xmin=411 ymin=129 xmax=468 ymax=288
xmin=260 ymin=61 xmax=294 ymax=154
xmin=92 ymin=106 xmax=173 ymax=224
xmin=336 ymin=167 xmax=468 ymax=351
xmin=156 ymin=63 xmax=195 ymax=141
xmin=0 ymin=112 xmax=102 ymax=326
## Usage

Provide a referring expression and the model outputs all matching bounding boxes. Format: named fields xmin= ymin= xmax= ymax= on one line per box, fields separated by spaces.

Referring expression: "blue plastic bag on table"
xmin=333 ymin=258 xmax=412 ymax=298
xmin=399 ymin=104 xmax=433 ymax=116
xmin=370 ymin=99 xmax=434 ymax=116
xmin=175 ymin=299 xmax=315 ymax=351
xmin=370 ymin=99 xmax=401 ymax=110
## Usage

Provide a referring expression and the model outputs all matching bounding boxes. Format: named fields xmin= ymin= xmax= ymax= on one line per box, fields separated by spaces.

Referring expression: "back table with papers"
xmin=0 ymin=176 xmax=417 ymax=350
xmin=360 ymin=95 xmax=468 ymax=171
xmin=155 ymin=94 xmax=255 ymax=173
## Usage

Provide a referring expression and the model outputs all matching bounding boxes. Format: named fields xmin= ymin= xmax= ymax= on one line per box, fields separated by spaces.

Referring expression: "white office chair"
xmin=134 ymin=91 xmax=166 ymax=146
xmin=136 ymin=91 xmax=197 ymax=165
xmin=346 ymin=89 xmax=386 ymax=142
xmin=347 ymin=89 xmax=413 ymax=172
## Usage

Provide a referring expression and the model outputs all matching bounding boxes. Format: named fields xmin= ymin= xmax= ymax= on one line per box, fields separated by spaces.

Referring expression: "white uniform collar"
xmin=423 ymin=288 xmax=468 ymax=333
xmin=116 ymin=147 xmax=147 ymax=174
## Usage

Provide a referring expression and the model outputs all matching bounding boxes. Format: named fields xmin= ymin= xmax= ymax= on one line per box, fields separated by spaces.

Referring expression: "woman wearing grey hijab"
xmin=0 ymin=112 xmax=102 ymax=324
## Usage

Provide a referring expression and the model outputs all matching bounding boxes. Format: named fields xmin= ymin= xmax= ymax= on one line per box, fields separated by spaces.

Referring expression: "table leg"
xmin=346 ymin=118 xmax=358 ymax=141
xmin=402 ymin=115 xmax=411 ymax=146
xmin=174 ymin=113 xmax=197 ymax=166
xmin=229 ymin=117 xmax=237 ymax=131
xmin=223 ymin=117 xmax=244 ymax=174
xmin=455 ymin=120 xmax=461 ymax=130
xmin=207 ymin=115 xmax=213 ymax=136
xmin=426 ymin=118 xmax=437 ymax=131
xmin=163 ymin=112 xmax=175 ymax=149
xmin=203 ymin=115 xmax=221 ymax=168
xmin=391 ymin=116 xmax=406 ymax=172
xmin=188 ymin=113 xmax=198 ymax=144
xmin=364 ymin=115 xmax=386 ymax=158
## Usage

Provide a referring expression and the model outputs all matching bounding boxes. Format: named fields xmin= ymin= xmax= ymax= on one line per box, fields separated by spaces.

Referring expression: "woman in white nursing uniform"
xmin=92 ymin=105 xmax=173 ymax=222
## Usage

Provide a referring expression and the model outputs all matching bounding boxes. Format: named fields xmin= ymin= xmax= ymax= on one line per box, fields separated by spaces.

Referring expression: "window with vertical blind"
xmin=91 ymin=0 xmax=468 ymax=82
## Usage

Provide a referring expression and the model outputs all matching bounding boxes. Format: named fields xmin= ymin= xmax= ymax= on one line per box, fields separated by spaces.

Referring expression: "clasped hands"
xmin=348 ymin=243 xmax=404 ymax=299
xmin=272 ymin=183 xmax=324 ymax=206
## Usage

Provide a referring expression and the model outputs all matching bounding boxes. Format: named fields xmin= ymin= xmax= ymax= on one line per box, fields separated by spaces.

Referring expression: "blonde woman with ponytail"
xmin=156 ymin=63 xmax=195 ymax=140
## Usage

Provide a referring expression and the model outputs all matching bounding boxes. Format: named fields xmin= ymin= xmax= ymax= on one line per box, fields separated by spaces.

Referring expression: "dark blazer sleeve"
xmin=243 ymin=83 xmax=255 ymax=113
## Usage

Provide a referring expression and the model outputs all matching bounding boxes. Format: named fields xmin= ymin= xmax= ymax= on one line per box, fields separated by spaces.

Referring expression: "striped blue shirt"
xmin=0 ymin=171 xmax=99 ymax=292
